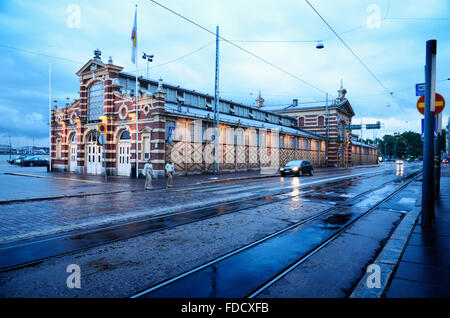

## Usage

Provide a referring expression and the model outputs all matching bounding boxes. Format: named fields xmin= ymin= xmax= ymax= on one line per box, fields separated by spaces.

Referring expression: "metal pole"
xmin=213 ymin=25 xmax=220 ymax=174
xmin=435 ymin=113 xmax=442 ymax=195
xmin=360 ymin=117 xmax=363 ymax=142
xmin=48 ymin=57 xmax=52 ymax=171
xmin=9 ymin=135 xmax=11 ymax=160
xmin=103 ymin=133 xmax=107 ymax=183
xmin=135 ymin=6 xmax=139 ymax=179
xmin=147 ymin=58 xmax=149 ymax=79
xmin=325 ymin=93 xmax=329 ymax=167
xmin=421 ymin=39 xmax=437 ymax=227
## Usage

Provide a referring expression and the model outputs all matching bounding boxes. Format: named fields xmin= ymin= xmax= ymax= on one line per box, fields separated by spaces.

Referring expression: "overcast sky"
xmin=0 ymin=0 xmax=449 ymax=147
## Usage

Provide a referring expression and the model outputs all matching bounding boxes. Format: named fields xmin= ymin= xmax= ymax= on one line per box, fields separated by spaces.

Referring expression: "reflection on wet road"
xmin=136 ymin=169 xmax=421 ymax=298
xmin=0 ymin=165 xmax=420 ymax=272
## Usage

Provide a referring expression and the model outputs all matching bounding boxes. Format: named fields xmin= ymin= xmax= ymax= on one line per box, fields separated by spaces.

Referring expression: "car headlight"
xmin=292 ymin=166 xmax=299 ymax=171
xmin=280 ymin=168 xmax=284 ymax=171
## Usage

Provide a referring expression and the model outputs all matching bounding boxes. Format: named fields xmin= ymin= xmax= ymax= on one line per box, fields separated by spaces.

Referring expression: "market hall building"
xmin=50 ymin=51 xmax=377 ymax=177
xmin=266 ymin=88 xmax=378 ymax=167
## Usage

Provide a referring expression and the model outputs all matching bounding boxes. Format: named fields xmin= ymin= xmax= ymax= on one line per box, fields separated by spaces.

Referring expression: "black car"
xmin=7 ymin=155 xmax=27 ymax=164
xmin=22 ymin=156 xmax=49 ymax=167
xmin=280 ymin=160 xmax=313 ymax=176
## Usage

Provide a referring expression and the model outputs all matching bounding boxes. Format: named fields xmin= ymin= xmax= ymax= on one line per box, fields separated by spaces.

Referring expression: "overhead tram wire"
xmin=148 ymin=0 xmax=327 ymax=96
xmin=136 ymin=41 xmax=215 ymax=73
xmin=303 ymin=0 xmax=406 ymax=113
xmin=0 ymin=42 xmax=84 ymax=64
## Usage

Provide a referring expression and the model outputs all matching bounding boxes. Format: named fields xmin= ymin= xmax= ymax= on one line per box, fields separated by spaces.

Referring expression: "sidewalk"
xmin=350 ymin=165 xmax=450 ymax=298
xmin=385 ymin=166 xmax=450 ymax=297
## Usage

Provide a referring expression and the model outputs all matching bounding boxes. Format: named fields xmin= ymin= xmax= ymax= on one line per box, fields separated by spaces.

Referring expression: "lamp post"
xmin=9 ymin=135 xmax=12 ymax=160
xmin=325 ymin=93 xmax=329 ymax=167
xmin=142 ymin=53 xmax=154 ymax=80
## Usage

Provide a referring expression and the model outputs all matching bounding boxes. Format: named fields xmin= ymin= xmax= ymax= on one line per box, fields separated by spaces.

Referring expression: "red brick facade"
xmin=50 ymin=54 xmax=330 ymax=177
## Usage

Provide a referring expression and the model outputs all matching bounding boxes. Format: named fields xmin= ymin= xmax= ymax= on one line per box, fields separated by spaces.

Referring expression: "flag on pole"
xmin=131 ymin=6 xmax=137 ymax=64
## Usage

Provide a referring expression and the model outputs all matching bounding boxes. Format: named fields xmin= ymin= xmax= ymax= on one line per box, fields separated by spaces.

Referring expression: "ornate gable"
xmin=76 ymin=60 xmax=107 ymax=76
xmin=338 ymin=100 xmax=355 ymax=117
xmin=76 ymin=50 xmax=124 ymax=77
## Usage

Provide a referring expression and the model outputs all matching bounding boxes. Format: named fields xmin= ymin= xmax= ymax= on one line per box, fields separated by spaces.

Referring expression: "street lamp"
xmin=142 ymin=52 xmax=154 ymax=80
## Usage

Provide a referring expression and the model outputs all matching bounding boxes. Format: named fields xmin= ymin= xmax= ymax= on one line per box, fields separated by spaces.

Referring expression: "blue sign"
xmin=416 ymin=83 xmax=426 ymax=96
xmin=167 ymin=126 xmax=175 ymax=144
xmin=421 ymin=117 xmax=437 ymax=140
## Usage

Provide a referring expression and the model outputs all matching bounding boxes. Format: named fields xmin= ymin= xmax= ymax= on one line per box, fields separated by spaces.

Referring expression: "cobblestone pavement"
xmin=0 ymin=163 xmax=412 ymax=245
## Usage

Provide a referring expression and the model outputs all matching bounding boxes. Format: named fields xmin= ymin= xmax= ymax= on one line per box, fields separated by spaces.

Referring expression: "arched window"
xmin=87 ymin=81 xmax=104 ymax=121
xmin=119 ymin=130 xmax=131 ymax=140
xmin=318 ymin=116 xmax=324 ymax=126
xmin=298 ymin=116 xmax=304 ymax=127
xmin=87 ymin=131 xmax=98 ymax=143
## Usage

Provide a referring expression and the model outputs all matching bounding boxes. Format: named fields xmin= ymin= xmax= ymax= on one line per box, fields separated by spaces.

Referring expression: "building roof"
xmin=117 ymin=72 xmax=324 ymax=139
xmin=164 ymin=102 xmax=325 ymax=139
xmin=266 ymin=98 xmax=355 ymax=117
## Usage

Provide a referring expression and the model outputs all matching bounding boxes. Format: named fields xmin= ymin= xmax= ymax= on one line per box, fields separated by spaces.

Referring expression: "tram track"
xmin=0 ymin=168 xmax=398 ymax=273
xmin=131 ymin=169 xmax=421 ymax=298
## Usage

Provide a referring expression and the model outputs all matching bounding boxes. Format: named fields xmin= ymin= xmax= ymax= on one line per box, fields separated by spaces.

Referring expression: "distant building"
xmin=0 ymin=144 xmax=12 ymax=154
xmin=263 ymin=87 xmax=378 ymax=167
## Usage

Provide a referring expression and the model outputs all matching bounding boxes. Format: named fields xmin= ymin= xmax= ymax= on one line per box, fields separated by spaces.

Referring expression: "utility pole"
xmin=213 ymin=25 xmax=220 ymax=174
xmin=421 ymin=39 xmax=437 ymax=227
xmin=9 ymin=135 xmax=12 ymax=160
xmin=48 ymin=57 xmax=52 ymax=172
xmin=360 ymin=117 xmax=363 ymax=143
xmin=435 ymin=112 xmax=442 ymax=195
xmin=325 ymin=93 xmax=329 ymax=167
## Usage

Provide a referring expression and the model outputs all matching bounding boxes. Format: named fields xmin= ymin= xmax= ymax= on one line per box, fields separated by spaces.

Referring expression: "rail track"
xmin=131 ymin=169 xmax=421 ymax=298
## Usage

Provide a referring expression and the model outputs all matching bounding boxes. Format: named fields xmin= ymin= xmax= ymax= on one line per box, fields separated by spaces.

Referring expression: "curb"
xmin=349 ymin=204 xmax=422 ymax=298
xmin=4 ymin=172 xmax=104 ymax=184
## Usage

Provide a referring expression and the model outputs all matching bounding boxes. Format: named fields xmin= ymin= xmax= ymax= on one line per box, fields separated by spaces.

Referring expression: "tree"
xmin=379 ymin=131 xmax=422 ymax=158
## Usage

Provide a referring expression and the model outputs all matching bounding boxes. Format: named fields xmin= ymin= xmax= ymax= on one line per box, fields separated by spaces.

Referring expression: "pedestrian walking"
xmin=165 ymin=160 xmax=174 ymax=188
xmin=143 ymin=159 xmax=153 ymax=190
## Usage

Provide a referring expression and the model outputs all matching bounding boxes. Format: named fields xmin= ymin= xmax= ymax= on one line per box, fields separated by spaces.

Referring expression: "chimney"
xmin=292 ymin=99 xmax=298 ymax=107
xmin=255 ymin=91 xmax=264 ymax=108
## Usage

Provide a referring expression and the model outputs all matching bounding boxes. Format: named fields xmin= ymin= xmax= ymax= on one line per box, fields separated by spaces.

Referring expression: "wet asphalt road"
xmin=0 ymin=162 xmax=396 ymax=244
xmin=0 ymin=162 xmax=423 ymax=297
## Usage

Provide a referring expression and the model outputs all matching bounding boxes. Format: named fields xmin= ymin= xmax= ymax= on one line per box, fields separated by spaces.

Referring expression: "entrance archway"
xmin=117 ymin=130 xmax=131 ymax=176
xmin=69 ymin=133 xmax=77 ymax=172
xmin=85 ymin=130 xmax=103 ymax=175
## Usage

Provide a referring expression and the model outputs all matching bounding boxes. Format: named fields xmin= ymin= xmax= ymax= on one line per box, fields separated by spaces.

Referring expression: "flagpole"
xmin=48 ymin=56 xmax=52 ymax=172
xmin=134 ymin=5 xmax=139 ymax=179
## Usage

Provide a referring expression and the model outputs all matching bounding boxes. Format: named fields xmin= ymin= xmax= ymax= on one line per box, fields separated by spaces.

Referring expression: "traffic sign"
xmin=346 ymin=124 xmax=362 ymax=130
xmin=366 ymin=121 xmax=381 ymax=129
xmin=97 ymin=133 xmax=106 ymax=146
xmin=417 ymin=93 xmax=445 ymax=115
xmin=167 ymin=126 xmax=175 ymax=144
xmin=98 ymin=123 xmax=107 ymax=134
xmin=421 ymin=117 xmax=437 ymax=140
xmin=415 ymin=83 xmax=425 ymax=96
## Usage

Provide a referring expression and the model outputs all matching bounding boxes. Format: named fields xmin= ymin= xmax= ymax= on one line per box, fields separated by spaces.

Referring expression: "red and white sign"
xmin=417 ymin=93 xmax=445 ymax=115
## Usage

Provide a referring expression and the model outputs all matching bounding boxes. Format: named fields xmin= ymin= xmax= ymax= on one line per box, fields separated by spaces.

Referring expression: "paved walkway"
xmin=385 ymin=165 xmax=450 ymax=297
xmin=1 ymin=161 xmax=379 ymax=203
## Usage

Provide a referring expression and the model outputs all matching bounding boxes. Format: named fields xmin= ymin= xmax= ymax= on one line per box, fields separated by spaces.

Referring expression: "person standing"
xmin=143 ymin=159 xmax=153 ymax=190
xmin=165 ymin=160 xmax=174 ymax=188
